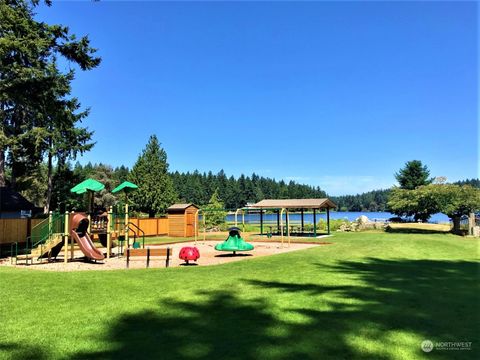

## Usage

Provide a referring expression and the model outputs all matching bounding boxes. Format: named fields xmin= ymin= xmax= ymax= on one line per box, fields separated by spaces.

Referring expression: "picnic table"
xmin=266 ymin=225 xmax=311 ymax=235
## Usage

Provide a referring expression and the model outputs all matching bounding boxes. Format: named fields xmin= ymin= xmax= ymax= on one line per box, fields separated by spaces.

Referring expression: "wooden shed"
xmin=167 ymin=204 xmax=199 ymax=237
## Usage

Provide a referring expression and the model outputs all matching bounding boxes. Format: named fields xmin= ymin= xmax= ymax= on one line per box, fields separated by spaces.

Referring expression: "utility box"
xmin=167 ymin=204 xmax=199 ymax=237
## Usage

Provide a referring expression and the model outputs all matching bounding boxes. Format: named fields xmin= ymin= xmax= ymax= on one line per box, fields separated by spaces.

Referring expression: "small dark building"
xmin=0 ymin=187 xmax=41 ymax=219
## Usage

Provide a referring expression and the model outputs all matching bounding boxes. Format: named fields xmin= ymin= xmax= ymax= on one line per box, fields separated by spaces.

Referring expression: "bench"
xmin=126 ymin=247 xmax=172 ymax=268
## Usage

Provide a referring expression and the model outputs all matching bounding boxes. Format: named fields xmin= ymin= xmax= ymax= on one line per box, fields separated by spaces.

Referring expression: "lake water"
xmin=225 ymin=211 xmax=450 ymax=224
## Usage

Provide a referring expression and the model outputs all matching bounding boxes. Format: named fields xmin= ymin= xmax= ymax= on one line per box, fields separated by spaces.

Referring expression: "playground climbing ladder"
xmin=13 ymin=212 xmax=65 ymax=265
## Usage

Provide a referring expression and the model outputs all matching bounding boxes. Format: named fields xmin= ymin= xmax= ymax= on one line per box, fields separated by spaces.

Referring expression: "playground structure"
xmin=11 ymin=179 xmax=145 ymax=265
xmin=11 ymin=203 xmax=144 ymax=265
xmin=214 ymin=227 xmax=254 ymax=255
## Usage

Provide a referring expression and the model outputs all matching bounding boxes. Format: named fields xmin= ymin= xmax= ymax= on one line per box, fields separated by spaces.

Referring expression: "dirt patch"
xmin=2 ymin=241 xmax=326 ymax=272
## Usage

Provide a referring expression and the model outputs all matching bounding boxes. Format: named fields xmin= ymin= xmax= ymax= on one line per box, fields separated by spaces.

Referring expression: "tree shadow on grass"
xmin=326 ymin=259 xmax=479 ymax=342
xmin=247 ymin=259 xmax=479 ymax=359
xmin=71 ymin=259 xmax=479 ymax=360
xmin=70 ymin=288 xmax=371 ymax=360
xmin=385 ymin=226 xmax=451 ymax=235
xmin=0 ymin=342 xmax=49 ymax=360
xmin=71 ymin=291 xmax=289 ymax=360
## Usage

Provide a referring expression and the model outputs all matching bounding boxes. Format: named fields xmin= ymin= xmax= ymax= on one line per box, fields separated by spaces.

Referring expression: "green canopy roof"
xmin=70 ymin=178 xmax=105 ymax=195
xmin=112 ymin=181 xmax=138 ymax=194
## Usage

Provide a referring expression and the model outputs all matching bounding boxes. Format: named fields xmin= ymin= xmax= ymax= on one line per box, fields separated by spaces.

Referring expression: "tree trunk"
xmin=0 ymin=101 xmax=5 ymax=187
xmin=10 ymin=159 xmax=17 ymax=190
xmin=44 ymin=147 xmax=53 ymax=214
xmin=0 ymin=149 xmax=5 ymax=187
xmin=451 ymin=216 xmax=461 ymax=234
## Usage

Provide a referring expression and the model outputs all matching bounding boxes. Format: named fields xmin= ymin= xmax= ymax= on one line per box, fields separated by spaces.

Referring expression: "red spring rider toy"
xmin=179 ymin=246 xmax=200 ymax=265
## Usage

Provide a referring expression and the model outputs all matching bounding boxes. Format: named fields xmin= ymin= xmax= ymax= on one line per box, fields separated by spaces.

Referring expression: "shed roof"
xmin=167 ymin=203 xmax=199 ymax=211
xmin=0 ymin=187 xmax=37 ymax=212
xmin=250 ymin=198 xmax=337 ymax=209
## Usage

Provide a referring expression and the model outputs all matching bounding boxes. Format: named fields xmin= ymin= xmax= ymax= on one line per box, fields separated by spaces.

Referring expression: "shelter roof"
xmin=250 ymin=198 xmax=337 ymax=209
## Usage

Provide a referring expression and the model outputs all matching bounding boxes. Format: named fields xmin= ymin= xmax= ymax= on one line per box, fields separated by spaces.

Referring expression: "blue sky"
xmin=36 ymin=1 xmax=477 ymax=195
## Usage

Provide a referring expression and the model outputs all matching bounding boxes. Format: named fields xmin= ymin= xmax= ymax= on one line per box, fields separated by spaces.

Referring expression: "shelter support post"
xmin=280 ymin=208 xmax=286 ymax=247
xmin=276 ymin=210 xmax=280 ymax=235
xmin=301 ymin=209 xmax=304 ymax=233
xmin=327 ymin=208 xmax=330 ymax=235
xmin=260 ymin=210 xmax=264 ymax=236
xmin=286 ymin=209 xmax=290 ymax=247
xmin=286 ymin=209 xmax=289 ymax=236
xmin=313 ymin=209 xmax=317 ymax=237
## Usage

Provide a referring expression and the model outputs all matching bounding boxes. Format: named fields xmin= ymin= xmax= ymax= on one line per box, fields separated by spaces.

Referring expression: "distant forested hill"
xmin=47 ymin=161 xmax=479 ymax=213
xmin=331 ymin=178 xmax=480 ymax=212
xmin=172 ymin=172 xmax=480 ymax=211
xmin=331 ymin=189 xmax=391 ymax=212
xmin=171 ymin=171 xmax=326 ymax=210
xmin=454 ymin=178 xmax=480 ymax=187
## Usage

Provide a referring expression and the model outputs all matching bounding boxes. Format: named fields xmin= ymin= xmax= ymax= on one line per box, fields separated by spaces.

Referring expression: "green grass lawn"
xmin=1 ymin=232 xmax=479 ymax=360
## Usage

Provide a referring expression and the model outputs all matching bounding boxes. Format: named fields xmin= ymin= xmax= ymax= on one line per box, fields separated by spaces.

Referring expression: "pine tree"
xmin=128 ymin=135 xmax=177 ymax=217
xmin=114 ymin=166 xmax=130 ymax=183
xmin=0 ymin=0 xmax=100 ymax=190
xmin=203 ymin=188 xmax=227 ymax=229
xmin=395 ymin=160 xmax=432 ymax=190
xmin=51 ymin=162 xmax=83 ymax=212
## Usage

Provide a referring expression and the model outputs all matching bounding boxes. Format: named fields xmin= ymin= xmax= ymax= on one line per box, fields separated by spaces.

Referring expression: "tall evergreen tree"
xmin=203 ymin=188 xmax=227 ymax=229
xmin=395 ymin=160 xmax=432 ymax=190
xmin=390 ymin=160 xmax=434 ymax=220
xmin=128 ymin=135 xmax=177 ymax=217
xmin=42 ymin=64 xmax=95 ymax=212
xmin=91 ymin=163 xmax=116 ymax=209
xmin=0 ymin=0 xmax=100 ymax=191
xmin=50 ymin=162 xmax=83 ymax=212
xmin=114 ymin=165 xmax=130 ymax=184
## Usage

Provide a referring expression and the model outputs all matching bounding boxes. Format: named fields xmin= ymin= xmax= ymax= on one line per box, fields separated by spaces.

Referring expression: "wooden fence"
xmin=0 ymin=218 xmax=44 ymax=245
xmin=0 ymin=217 xmax=169 ymax=245
xmin=127 ymin=218 xmax=169 ymax=237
